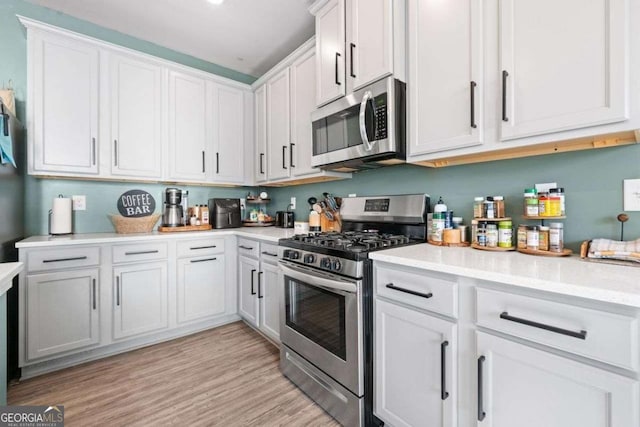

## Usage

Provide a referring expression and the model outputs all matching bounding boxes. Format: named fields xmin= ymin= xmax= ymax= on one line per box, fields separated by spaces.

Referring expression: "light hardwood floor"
xmin=8 ymin=321 xmax=340 ymax=427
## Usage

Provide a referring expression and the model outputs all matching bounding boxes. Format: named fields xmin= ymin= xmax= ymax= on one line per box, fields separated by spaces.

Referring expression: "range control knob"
xmin=303 ymin=254 xmax=316 ymax=264
xmin=331 ymin=259 xmax=342 ymax=272
xmin=282 ymin=249 xmax=291 ymax=258
xmin=289 ymin=251 xmax=300 ymax=260
xmin=320 ymin=257 xmax=332 ymax=269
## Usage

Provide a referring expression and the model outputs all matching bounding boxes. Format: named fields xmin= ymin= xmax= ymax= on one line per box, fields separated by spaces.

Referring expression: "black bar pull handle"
xmin=116 ymin=276 xmax=121 ymax=307
xmin=239 ymin=245 xmax=254 ymax=250
xmin=282 ymin=145 xmax=287 ymax=169
xmin=289 ymin=143 xmax=295 ymax=168
xmin=92 ymin=137 xmax=96 ymax=165
xmin=501 ymin=70 xmax=509 ymax=122
xmin=125 ymin=250 xmax=159 ymax=256
xmin=261 ymin=251 xmax=278 ymax=257
xmin=349 ymin=43 xmax=356 ymax=78
xmin=43 ymin=256 xmax=88 ymax=263
xmin=500 ymin=311 xmax=587 ymax=340
xmin=478 ymin=356 xmax=486 ymax=421
xmin=258 ymin=272 xmax=264 ymax=299
xmin=114 ymin=140 xmax=119 ymax=166
xmin=190 ymin=257 xmax=217 ymax=263
xmin=250 ymin=269 xmax=256 ymax=295
xmin=385 ymin=283 xmax=433 ymax=299
xmin=202 ymin=151 xmax=206 ymax=173
xmin=335 ymin=52 xmax=341 ymax=85
xmin=92 ymin=278 xmax=97 ymax=310
xmin=470 ymin=81 xmax=477 ymax=128
xmin=259 ymin=153 xmax=265 ymax=174
xmin=441 ymin=340 xmax=449 ymax=400
xmin=216 ymin=152 xmax=220 ymax=174
xmin=190 ymin=245 xmax=217 ymax=250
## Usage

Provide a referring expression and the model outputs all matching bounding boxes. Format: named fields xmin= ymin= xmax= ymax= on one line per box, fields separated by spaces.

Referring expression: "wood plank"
xmin=8 ymin=322 xmax=340 ymax=426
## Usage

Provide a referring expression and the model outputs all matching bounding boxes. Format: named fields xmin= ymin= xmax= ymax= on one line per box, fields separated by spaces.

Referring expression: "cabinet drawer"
xmin=27 ymin=246 xmax=100 ymax=272
xmin=260 ymin=243 xmax=279 ymax=264
xmin=375 ymin=264 xmax=458 ymax=318
xmin=476 ymin=287 xmax=640 ymax=371
xmin=237 ymin=238 xmax=260 ymax=259
xmin=177 ymin=238 xmax=224 ymax=258
xmin=112 ymin=242 xmax=168 ymax=264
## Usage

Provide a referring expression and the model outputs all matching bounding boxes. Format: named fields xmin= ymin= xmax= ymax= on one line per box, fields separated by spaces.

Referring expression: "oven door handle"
xmin=279 ymin=262 xmax=358 ymax=294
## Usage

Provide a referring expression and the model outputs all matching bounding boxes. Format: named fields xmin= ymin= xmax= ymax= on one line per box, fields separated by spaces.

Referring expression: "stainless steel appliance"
xmin=275 ymin=211 xmax=294 ymax=228
xmin=311 ymin=77 xmax=406 ymax=172
xmin=209 ymin=198 xmax=241 ymax=229
xmin=279 ymin=194 xmax=429 ymax=426
xmin=162 ymin=188 xmax=184 ymax=227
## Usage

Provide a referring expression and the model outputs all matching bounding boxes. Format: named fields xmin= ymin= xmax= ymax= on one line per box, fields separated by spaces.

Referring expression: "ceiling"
xmin=25 ymin=0 xmax=316 ymax=78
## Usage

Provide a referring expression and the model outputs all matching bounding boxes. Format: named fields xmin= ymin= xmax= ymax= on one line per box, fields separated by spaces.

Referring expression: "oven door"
xmin=311 ymin=76 xmax=400 ymax=169
xmin=279 ymin=260 xmax=363 ymax=396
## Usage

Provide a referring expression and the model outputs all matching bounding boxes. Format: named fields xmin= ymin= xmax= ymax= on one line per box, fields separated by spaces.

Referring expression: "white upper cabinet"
xmin=290 ymin=49 xmax=317 ymax=177
xmin=408 ymin=0 xmax=483 ymax=156
xmin=266 ymin=68 xmax=291 ymax=181
xmin=312 ymin=0 xmax=404 ymax=107
xmin=346 ymin=0 xmax=393 ymax=92
xmin=499 ymin=0 xmax=628 ymax=140
xmin=315 ymin=0 xmax=346 ymax=106
xmin=254 ymin=85 xmax=268 ymax=182
xmin=210 ymin=83 xmax=245 ymax=184
xmin=31 ymin=32 xmax=99 ymax=174
xmin=168 ymin=70 xmax=209 ymax=182
xmin=109 ymin=53 xmax=163 ymax=178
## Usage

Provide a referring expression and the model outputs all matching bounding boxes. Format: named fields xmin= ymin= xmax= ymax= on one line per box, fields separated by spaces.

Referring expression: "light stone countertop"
xmin=16 ymin=227 xmax=297 ymax=248
xmin=370 ymin=244 xmax=640 ymax=308
xmin=0 ymin=262 xmax=23 ymax=296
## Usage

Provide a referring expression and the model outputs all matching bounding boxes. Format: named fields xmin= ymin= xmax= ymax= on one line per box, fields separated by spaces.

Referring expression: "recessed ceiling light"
xmin=207 ymin=0 xmax=225 ymax=5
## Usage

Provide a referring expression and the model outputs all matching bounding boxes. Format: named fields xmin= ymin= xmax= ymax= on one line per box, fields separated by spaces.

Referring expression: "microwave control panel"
xmin=374 ymin=93 xmax=388 ymax=141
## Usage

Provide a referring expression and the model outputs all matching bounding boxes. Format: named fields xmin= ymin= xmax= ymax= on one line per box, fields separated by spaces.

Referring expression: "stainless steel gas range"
xmin=278 ymin=194 xmax=430 ymax=426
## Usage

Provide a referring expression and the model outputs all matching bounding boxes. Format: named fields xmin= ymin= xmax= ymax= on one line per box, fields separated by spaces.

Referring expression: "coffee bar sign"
xmin=117 ymin=190 xmax=156 ymax=218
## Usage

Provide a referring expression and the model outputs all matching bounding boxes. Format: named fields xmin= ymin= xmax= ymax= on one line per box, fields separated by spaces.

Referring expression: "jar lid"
xmin=549 ymin=222 xmax=564 ymax=228
xmin=493 ymin=196 xmax=504 ymax=201
xmin=538 ymin=192 xmax=549 ymax=196
xmin=528 ymin=225 xmax=539 ymax=230
xmin=498 ymin=220 xmax=512 ymax=226
xmin=474 ymin=196 xmax=485 ymax=202
xmin=524 ymin=188 xmax=537 ymax=194
xmin=539 ymin=226 xmax=550 ymax=231
xmin=485 ymin=196 xmax=494 ymax=201
xmin=549 ymin=187 xmax=564 ymax=193
xmin=452 ymin=217 xmax=463 ymax=222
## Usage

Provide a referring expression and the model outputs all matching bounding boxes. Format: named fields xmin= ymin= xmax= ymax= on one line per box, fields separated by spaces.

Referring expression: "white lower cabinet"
xmin=26 ymin=269 xmax=100 ymax=360
xmin=258 ymin=258 xmax=280 ymax=342
xmin=476 ymin=332 xmax=639 ymax=427
xmin=374 ymin=298 xmax=457 ymax=427
xmin=176 ymin=255 xmax=226 ymax=324
xmin=238 ymin=255 xmax=260 ymax=327
xmin=112 ymin=262 xmax=168 ymax=340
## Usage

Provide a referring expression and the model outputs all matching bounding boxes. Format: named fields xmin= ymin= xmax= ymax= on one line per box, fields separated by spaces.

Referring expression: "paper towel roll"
xmin=50 ymin=196 xmax=73 ymax=235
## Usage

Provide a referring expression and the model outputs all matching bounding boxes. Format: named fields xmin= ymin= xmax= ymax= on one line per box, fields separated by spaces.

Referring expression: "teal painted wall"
xmin=267 ymin=145 xmax=640 ymax=251
xmin=0 ymin=0 xmax=256 ymax=235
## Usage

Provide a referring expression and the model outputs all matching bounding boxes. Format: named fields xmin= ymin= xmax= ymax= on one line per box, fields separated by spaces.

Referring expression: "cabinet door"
xmin=113 ymin=262 xmax=168 ymax=340
xmin=177 ymin=255 xmax=225 ymax=324
xmin=109 ymin=53 xmax=163 ymax=178
xmin=211 ymin=84 xmax=245 ymax=184
xmin=476 ymin=332 xmax=639 ymax=427
xmin=258 ymin=261 xmax=281 ymax=342
xmin=375 ymin=298 xmax=457 ymax=427
xmin=315 ymin=0 xmax=346 ymax=106
xmin=500 ymin=0 xmax=628 ymax=140
xmin=32 ymin=34 xmax=99 ymax=174
xmin=290 ymin=49 xmax=317 ymax=178
xmin=26 ymin=269 xmax=99 ymax=360
xmin=408 ymin=0 xmax=482 ymax=156
xmin=347 ymin=0 xmax=392 ymax=92
xmin=266 ymin=68 xmax=291 ymax=181
xmin=168 ymin=70 xmax=209 ymax=181
xmin=238 ymin=256 xmax=259 ymax=327
xmin=254 ymin=84 xmax=268 ymax=182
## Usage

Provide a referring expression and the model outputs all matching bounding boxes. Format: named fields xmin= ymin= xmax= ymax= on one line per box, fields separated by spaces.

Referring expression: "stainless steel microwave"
xmin=311 ymin=77 xmax=406 ymax=171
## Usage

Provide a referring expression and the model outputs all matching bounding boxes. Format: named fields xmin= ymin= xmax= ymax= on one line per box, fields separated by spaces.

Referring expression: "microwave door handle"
xmin=359 ymin=91 xmax=374 ymax=151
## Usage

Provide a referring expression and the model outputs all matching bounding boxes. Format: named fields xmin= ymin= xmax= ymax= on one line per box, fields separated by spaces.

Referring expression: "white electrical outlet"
xmin=290 ymin=197 xmax=296 ymax=210
xmin=72 ymin=195 xmax=86 ymax=211
xmin=623 ymin=179 xmax=640 ymax=211
xmin=348 ymin=193 xmax=357 ymax=197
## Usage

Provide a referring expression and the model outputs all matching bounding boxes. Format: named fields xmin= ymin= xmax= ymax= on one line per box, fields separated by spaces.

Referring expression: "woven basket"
xmin=109 ymin=214 xmax=161 ymax=234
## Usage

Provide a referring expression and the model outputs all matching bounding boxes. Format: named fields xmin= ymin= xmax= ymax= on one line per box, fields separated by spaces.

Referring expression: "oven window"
xmin=285 ymin=277 xmax=347 ymax=360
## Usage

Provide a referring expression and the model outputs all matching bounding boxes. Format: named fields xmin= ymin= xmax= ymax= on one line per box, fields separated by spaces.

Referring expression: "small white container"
xmin=294 ymin=221 xmax=310 ymax=234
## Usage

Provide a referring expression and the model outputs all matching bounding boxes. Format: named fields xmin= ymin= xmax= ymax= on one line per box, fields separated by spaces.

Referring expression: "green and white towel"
xmin=588 ymin=238 xmax=640 ymax=263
